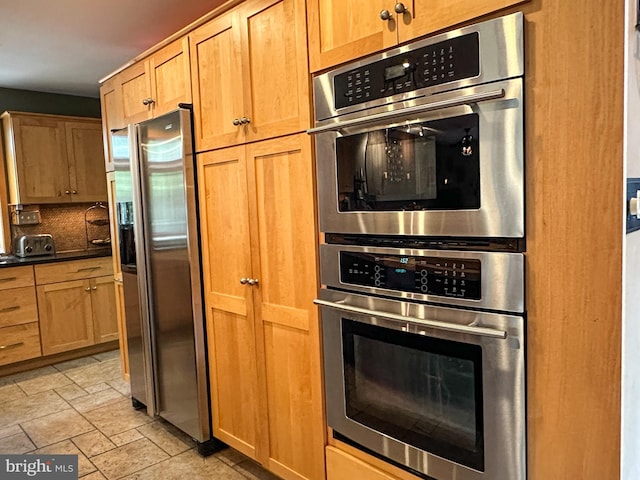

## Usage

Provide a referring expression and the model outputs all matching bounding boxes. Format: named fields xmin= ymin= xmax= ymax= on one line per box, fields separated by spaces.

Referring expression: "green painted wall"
xmin=0 ymin=87 xmax=100 ymax=118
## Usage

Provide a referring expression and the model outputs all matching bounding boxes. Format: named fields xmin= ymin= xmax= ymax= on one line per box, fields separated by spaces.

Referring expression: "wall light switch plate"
xmin=12 ymin=210 xmax=41 ymax=225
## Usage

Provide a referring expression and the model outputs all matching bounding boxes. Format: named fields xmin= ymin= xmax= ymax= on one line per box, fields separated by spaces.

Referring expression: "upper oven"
xmin=309 ymin=13 xmax=524 ymax=239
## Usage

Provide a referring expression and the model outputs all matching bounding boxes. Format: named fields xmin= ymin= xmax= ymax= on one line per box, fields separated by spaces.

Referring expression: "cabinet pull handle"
xmin=394 ymin=2 xmax=408 ymax=14
xmin=0 ymin=342 xmax=24 ymax=351
xmin=0 ymin=277 xmax=17 ymax=283
xmin=76 ymin=266 xmax=101 ymax=272
xmin=0 ymin=305 xmax=20 ymax=313
xmin=114 ymin=278 xmax=123 ymax=284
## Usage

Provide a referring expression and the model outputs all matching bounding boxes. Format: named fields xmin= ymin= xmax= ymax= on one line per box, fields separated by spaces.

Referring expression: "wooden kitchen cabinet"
xmin=1 ymin=112 xmax=106 ymax=204
xmin=0 ymin=265 xmax=41 ymax=366
xmin=106 ymin=171 xmax=129 ymax=379
xmin=36 ymin=258 xmax=116 ymax=356
xmin=197 ymin=133 xmax=325 ymax=480
xmin=118 ymin=37 xmax=192 ymax=126
xmin=307 ymin=0 xmax=530 ymax=72
xmin=99 ymin=75 xmax=124 ymax=172
xmin=190 ymin=0 xmax=310 ymax=152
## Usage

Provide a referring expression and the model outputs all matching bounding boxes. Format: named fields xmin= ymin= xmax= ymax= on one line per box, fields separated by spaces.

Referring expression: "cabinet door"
xmin=190 ymin=9 xmax=245 ymax=151
xmin=149 ymin=37 xmax=192 ymax=117
xmin=65 ymin=120 xmax=108 ymax=203
xmin=241 ymin=0 xmax=311 ymax=143
xmin=100 ymin=76 xmax=124 ymax=173
xmin=91 ymin=276 xmax=118 ymax=343
xmin=119 ymin=62 xmax=152 ymax=124
xmin=246 ymin=134 xmax=325 ymax=479
xmin=7 ymin=114 xmax=69 ymax=203
xmin=37 ymin=280 xmax=94 ymax=355
xmin=197 ymin=146 xmax=260 ymax=459
xmin=307 ymin=0 xmax=396 ymax=72
xmin=398 ymin=0 xmax=530 ymax=43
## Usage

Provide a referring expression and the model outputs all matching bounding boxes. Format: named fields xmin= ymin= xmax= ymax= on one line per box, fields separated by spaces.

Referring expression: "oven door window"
xmin=342 ymin=318 xmax=484 ymax=471
xmin=336 ymin=113 xmax=479 ymax=212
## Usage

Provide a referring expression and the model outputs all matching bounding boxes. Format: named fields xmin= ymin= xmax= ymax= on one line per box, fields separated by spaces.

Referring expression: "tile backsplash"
xmin=11 ymin=203 xmax=111 ymax=253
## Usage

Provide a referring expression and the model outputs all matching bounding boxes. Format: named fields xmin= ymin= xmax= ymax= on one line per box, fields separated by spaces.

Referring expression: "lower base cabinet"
xmin=36 ymin=258 xmax=117 ymax=356
xmin=0 ymin=323 xmax=42 ymax=366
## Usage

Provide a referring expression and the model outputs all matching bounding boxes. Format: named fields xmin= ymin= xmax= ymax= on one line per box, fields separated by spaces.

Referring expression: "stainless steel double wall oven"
xmin=310 ymin=13 xmax=526 ymax=480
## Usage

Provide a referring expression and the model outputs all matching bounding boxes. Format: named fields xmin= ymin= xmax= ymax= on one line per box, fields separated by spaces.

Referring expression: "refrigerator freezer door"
xmin=136 ymin=109 xmax=210 ymax=442
xmin=112 ymin=126 xmax=155 ymax=414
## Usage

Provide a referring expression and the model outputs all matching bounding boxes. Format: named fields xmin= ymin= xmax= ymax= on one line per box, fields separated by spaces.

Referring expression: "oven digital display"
xmin=340 ymin=251 xmax=481 ymax=300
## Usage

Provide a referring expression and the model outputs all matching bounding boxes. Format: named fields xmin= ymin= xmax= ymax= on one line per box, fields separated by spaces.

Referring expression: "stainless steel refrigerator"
xmin=111 ymin=107 xmax=222 ymax=454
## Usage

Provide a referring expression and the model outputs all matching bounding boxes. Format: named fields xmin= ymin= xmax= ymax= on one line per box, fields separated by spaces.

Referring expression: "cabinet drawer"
xmin=0 ymin=266 xmax=35 ymax=290
xmin=0 ymin=322 xmax=42 ymax=366
xmin=0 ymin=286 xmax=38 ymax=327
xmin=35 ymin=257 xmax=113 ymax=284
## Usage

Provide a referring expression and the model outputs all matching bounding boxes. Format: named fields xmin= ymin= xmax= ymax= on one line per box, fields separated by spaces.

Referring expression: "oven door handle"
xmin=307 ymin=88 xmax=505 ymax=134
xmin=314 ymin=299 xmax=507 ymax=339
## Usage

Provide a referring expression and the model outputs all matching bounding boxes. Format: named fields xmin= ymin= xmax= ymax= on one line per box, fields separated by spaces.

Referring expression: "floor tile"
xmin=85 ymin=383 xmax=111 ymax=394
xmin=72 ymin=430 xmax=116 ymax=457
xmin=92 ymin=350 xmax=120 ymax=363
xmin=64 ymin=359 xmax=123 ymax=389
xmin=16 ymin=371 xmax=73 ymax=395
xmin=21 ymin=409 xmax=94 ymax=448
xmin=35 ymin=439 xmax=96 ymax=477
xmin=107 ymin=378 xmax=131 ymax=397
xmin=0 ymin=431 xmax=35 ymax=454
xmin=53 ymin=356 xmax=100 ymax=372
xmin=56 ymin=383 xmax=89 ymax=401
xmin=83 ymin=399 xmax=153 ymax=437
xmin=121 ymin=449 xmax=247 ymax=480
xmin=68 ymin=387 xmax=124 ymax=413
xmin=81 ymin=472 xmax=107 ymax=480
xmin=0 ymin=383 xmax=27 ymax=402
xmin=110 ymin=429 xmax=144 ymax=447
xmin=0 ymin=424 xmax=22 ymax=439
xmin=0 ymin=390 xmax=70 ymax=429
xmin=4 ymin=365 xmax=58 ymax=383
xmin=136 ymin=420 xmax=192 ymax=456
xmin=91 ymin=438 xmax=170 ymax=480
xmin=234 ymin=460 xmax=282 ymax=480
xmin=215 ymin=447 xmax=251 ymax=467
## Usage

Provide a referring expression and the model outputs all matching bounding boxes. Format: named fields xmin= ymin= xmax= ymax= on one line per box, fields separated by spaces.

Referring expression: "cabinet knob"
xmin=240 ymin=277 xmax=249 ymax=285
xmin=72 ymin=190 xmax=77 ymax=194
xmin=92 ymin=286 xmax=97 ymax=290
xmin=394 ymin=2 xmax=408 ymax=14
xmin=142 ymin=97 xmax=155 ymax=106
xmin=247 ymin=278 xmax=259 ymax=286
xmin=233 ymin=118 xmax=242 ymax=126
xmin=84 ymin=287 xmax=91 ymax=292
xmin=240 ymin=117 xmax=251 ymax=125
xmin=380 ymin=9 xmax=392 ymax=20
xmin=65 ymin=190 xmax=71 ymax=195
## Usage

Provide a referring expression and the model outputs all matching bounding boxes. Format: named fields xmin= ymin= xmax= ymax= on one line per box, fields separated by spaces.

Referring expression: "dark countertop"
xmin=0 ymin=248 xmax=112 ymax=268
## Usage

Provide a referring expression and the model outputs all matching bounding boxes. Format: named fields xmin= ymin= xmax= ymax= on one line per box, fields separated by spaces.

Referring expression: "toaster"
xmin=14 ymin=234 xmax=56 ymax=257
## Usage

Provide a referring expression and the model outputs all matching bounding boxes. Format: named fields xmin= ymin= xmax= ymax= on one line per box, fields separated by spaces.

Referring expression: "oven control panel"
xmin=334 ymin=32 xmax=479 ymax=109
xmin=339 ymin=251 xmax=480 ymax=300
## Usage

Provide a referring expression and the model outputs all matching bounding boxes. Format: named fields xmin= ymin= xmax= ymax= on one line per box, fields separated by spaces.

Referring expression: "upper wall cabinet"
xmin=190 ymin=0 xmax=310 ymax=152
xmin=307 ymin=0 xmax=530 ymax=72
xmin=1 ymin=112 xmax=106 ymax=205
xmin=99 ymin=37 xmax=192 ymax=171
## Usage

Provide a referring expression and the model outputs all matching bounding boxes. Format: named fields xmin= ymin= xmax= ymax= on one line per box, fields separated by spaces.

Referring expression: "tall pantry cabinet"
xmin=191 ymin=1 xmax=324 ymax=479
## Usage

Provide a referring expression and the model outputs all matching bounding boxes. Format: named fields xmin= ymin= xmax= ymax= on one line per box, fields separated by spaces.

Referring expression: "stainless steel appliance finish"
xmin=111 ymin=108 xmax=215 ymax=448
xmin=13 ymin=234 xmax=55 ymax=257
xmin=320 ymin=243 xmax=524 ymax=312
xmin=318 ymin=287 xmax=526 ymax=480
xmin=310 ymin=13 xmax=524 ymax=239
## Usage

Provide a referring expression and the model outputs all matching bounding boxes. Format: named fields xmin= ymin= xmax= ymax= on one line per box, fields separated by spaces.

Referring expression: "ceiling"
xmin=0 ymin=0 xmax=226 ymax=98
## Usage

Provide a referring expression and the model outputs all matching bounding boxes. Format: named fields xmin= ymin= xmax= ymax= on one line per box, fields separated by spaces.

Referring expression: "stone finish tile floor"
xmin=0 ymin=350 xmax=280 ymax=480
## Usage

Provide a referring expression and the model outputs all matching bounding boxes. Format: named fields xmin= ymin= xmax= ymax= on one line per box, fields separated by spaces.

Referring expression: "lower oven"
xmin=316 ymin=244 xmax=525 ymax=480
